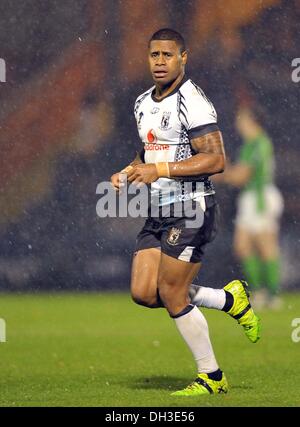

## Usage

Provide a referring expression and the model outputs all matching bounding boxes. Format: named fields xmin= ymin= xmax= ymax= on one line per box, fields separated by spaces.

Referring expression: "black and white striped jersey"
xmin=134 ymin=76 xmax=219 ymax=206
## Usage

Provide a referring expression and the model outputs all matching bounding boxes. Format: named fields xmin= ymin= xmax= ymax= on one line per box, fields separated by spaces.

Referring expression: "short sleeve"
xmin=134 ymin=87 xmax=154 ymax=121
xmin=133 ymin=96 xmax=141 ymax=121
xmin=179 ymin=82 xmax=219 ymax=139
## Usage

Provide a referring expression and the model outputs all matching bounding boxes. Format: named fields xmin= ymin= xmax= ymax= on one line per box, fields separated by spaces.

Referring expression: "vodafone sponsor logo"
xmin=145 ymin=129 xmax=169 ymax=150
xmin=147 ymin=129 xmax=157 ymax=143
xmin=145 ymin=144 xmax=169 ymax=151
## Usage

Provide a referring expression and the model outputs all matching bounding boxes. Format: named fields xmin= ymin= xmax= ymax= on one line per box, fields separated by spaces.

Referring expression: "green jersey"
xmin=239 ymin=132 xmax=275 ymax=212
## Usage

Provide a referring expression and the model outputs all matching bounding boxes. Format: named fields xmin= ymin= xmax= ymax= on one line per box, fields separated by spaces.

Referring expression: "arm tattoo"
xmin=191 ymin=131 xmax=225 ymax=156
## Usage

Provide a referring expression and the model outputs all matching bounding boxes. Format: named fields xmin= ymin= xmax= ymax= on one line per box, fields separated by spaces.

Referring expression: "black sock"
xmin=207 ymin=369 xmax=223 ymax=381
xmin=222 ymin=291 xmax=234 ymax=312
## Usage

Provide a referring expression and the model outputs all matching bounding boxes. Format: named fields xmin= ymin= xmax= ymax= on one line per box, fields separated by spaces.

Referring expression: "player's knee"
xmin=234 ymin=240 xmax=251 ymax=259
xmin=258 ymin=245 xmax=279 ymax=261
xmin=131 ymin=290 xmax=157 ymax=308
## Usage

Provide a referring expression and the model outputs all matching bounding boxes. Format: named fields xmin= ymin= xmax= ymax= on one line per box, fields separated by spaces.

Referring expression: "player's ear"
xmin=181 ymin=50 xmax=187 ymax=65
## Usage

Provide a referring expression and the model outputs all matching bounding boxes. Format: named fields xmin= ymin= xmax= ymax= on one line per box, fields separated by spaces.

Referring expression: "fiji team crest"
xmin=167 ymin=227 xmax=182 ymax=246
xmin=159 ymin=111 xmax=171 ymax=130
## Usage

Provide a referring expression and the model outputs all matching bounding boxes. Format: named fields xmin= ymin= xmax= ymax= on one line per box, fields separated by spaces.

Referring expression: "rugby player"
xmin=219 ymin=106 xmax=284 ymax=309
xmin=111 ymin=29 xmax=260 ymax=396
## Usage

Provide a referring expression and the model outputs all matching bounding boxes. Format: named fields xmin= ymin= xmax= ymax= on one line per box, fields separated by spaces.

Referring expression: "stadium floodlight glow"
xmin=0 ymin=58 xmax=6 ymax=83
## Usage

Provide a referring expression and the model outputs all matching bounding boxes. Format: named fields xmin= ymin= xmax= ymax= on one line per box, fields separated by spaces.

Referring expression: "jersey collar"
xmin=151 ymin=75 xmax=188 ymax=103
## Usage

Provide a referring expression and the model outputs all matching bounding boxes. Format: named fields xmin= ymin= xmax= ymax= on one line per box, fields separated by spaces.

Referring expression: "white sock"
xmin=190 ymin=284 xmax=226 ymax=310
xmin=173 ymin=305 xmax=219 ymax=373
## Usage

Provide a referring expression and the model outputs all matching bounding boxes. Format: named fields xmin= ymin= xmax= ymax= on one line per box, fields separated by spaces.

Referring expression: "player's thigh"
xmin=233 ymin=226 xmax=255 ymax=258
xmin=131 ymin=248 xmax=161 ymax=301
xmin=253 ymin=231 xmax=279 ymax=259
xmin=158 ymin=252 xmax=201 ymax=292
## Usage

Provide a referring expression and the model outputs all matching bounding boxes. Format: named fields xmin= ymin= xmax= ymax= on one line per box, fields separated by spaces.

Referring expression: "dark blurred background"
xmin=0 ymin=0 xmax=299 ymax=291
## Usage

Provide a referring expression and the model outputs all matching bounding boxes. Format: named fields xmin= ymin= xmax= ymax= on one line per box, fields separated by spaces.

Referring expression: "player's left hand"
xmin=127 ymin=164 xmax=158 ymax=185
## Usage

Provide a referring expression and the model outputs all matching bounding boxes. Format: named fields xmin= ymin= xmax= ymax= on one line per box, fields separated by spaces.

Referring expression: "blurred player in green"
xmin=219 ymin=106 xmax=284 ymax=309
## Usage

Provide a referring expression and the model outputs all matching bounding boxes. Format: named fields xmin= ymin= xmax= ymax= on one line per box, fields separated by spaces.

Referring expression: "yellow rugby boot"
xmin=224 ymin=280 xmax=261 ymax=343
xmin=171 ymin=372 xmax=228 ymax=396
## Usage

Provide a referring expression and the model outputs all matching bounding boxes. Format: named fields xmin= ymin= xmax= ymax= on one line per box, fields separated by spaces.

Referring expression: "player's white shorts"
xmin=235 ymin=185 xmax=284 ymax=233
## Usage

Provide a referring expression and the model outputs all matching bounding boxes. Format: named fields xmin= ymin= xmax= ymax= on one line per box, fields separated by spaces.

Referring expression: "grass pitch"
xmin=0 ymin=292 xmax=299 ymax=407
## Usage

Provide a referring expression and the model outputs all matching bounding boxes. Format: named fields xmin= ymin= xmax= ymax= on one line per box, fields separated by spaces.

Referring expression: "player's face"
xmin=148 ymin=40 xmax=187 ymax=85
